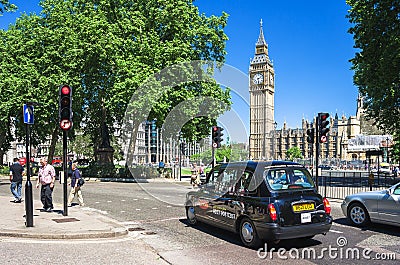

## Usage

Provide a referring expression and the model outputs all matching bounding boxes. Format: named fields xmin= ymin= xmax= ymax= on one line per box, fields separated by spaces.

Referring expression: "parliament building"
xmin=249 ymin=21 xmax=387 ymax=163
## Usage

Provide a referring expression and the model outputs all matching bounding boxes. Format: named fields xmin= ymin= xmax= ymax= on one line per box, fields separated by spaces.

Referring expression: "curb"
xmin=0 ymin=227 xmax=128 ymax=240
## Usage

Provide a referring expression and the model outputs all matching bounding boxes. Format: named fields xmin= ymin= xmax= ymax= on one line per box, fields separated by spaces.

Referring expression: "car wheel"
xmin=186 ymin=205 xmax=197 ymax=226
xmin=348 ymin=202 xmax=370 ymax=227
xmin=239 ymin=218 xmax=262 ymax=248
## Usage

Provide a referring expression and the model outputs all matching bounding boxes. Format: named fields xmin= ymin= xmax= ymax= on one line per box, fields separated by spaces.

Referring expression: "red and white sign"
xmin=60 ymin=119 xmax=72 ymax=130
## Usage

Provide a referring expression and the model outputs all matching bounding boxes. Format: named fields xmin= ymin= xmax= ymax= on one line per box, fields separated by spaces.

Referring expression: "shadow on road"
xmin=334 ymin=217 xmax=400 ymax=237
xmin=179 ymin=218 xmax=324 ymax=251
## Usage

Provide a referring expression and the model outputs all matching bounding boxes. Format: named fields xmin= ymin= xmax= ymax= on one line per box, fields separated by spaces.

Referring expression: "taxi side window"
xmin=393 ymin=186 xmax=400 ymax=195
xmin=217 ymin=169 xmax=237 ymax=193
xmin=234 ymin=171 xmax=255 ymax=195
xmin=267 ymin=169 xmax=288 ymax=184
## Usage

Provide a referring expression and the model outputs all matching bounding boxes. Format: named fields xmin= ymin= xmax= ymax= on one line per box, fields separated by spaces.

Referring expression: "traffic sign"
xmin=23 ymin=104 xmax=34 ymax=124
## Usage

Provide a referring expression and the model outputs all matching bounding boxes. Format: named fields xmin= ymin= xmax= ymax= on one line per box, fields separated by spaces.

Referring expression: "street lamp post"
xmin=272 ymin=121 xmax=277 ymax=160
xmin=386 ymin=137 xmax=389 ymax=163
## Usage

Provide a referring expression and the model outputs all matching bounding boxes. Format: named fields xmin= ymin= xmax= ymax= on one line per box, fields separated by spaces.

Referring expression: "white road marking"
xmin=136 ymin=209 xmax=141 ymax=211
xmin=152 ymin=208 xmax=158 ymax=210
xmin=329 ymin=229 xmax=343 ymax=234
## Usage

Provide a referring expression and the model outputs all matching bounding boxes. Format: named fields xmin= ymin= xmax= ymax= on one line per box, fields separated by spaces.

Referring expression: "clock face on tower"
xmin=252 ymin=73 xmax=264 ymax=85
xmin=269 ymin=74 xmax=274 ymax=86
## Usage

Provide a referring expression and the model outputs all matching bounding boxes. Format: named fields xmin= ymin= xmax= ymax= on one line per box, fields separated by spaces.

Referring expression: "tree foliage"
xmin=0 ymin=0 xmax=231 ymax=162
xmin=286 ymin=147 xmax=303 ymax=161
xmin=346 ymin=1 xmax=400 ymax=131
xmin=346 ymin=0 xmax=400 ymax=162
xmin=0 ymin=0 xmax=16 ymax=15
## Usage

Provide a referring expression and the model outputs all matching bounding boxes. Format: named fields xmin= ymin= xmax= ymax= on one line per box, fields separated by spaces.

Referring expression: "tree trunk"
xmin=0 ymin=150 xmax=4 ymax=165
xmin=47 ymin=126 xmax=59 ymax=163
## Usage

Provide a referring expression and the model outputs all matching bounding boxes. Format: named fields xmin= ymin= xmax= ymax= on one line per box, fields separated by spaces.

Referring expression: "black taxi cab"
xmin=185 ymin=161 xmax=332 ymax=248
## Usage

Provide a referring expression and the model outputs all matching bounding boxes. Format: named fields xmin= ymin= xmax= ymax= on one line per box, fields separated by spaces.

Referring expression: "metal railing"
xmin=317 ymin=171 xmax=398 ymax=200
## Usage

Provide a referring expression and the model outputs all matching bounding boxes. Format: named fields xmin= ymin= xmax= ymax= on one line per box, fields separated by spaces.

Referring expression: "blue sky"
xmin=1 ymin=0 xmax=358 ymax=138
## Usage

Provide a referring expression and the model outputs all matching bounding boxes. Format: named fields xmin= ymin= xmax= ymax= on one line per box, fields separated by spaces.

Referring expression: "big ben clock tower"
xmin=249 ymin=20 xmax=275 ymax=160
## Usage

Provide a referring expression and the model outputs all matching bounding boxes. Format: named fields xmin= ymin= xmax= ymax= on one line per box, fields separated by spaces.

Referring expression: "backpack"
xmin=78 ymin=178 xmax=85 ymax=186
xmin=75 ymin=170 xmax=84 ymax=186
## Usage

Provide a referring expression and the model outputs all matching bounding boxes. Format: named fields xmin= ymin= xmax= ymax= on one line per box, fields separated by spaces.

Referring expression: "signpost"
xmin=23 ymin=104 xmax=34 ymax=227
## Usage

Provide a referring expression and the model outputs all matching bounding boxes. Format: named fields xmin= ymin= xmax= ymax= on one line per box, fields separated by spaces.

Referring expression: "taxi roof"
xmin=219 ymin=160 xmax=301 ymax=169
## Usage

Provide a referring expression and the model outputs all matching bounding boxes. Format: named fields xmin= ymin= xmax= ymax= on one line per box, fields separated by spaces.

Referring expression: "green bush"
xmin=0 ymin=166 xmax=10 ymax=175
xmin=80 ymin=162 xmax=116 ymax=178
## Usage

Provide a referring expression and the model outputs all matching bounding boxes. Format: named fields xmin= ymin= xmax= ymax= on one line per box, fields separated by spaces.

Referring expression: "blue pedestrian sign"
xmin=23 ymin=104 xmax=34 ymax=124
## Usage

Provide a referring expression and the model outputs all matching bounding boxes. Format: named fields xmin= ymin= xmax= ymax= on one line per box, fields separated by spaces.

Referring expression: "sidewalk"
xmin=0 ymin=193 xmax=128 ymax=239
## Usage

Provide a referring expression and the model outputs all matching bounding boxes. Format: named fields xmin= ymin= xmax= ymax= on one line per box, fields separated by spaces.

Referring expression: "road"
xmin=0 ymin=180 xmax=399 ymax=264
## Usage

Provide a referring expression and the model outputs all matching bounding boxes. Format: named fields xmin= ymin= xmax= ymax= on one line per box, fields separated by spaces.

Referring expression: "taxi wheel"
xmin=239 ymin=218 xmax=262 ymax=248
xmin=348 ymin=202 xmax=370 ymax=227
xmin=186 ymin=205 xmax=197 ymax=226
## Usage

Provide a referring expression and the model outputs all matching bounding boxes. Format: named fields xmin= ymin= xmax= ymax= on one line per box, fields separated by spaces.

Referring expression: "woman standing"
xmin=190 ymin=163 xmax=198 ymax=188
xmin=67 ymin=163 xmax=85 ymax=207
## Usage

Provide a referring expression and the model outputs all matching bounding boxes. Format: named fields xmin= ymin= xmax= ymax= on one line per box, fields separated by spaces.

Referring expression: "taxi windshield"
xmin=263 ymin=168 xmax=315 ymax=190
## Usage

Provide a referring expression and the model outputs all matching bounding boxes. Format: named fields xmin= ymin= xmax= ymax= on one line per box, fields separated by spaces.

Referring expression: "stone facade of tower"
xmin=249 ymin=20 xmax=275 ymax=160
xmin=248 ymin=21 xmax=368 ymax=163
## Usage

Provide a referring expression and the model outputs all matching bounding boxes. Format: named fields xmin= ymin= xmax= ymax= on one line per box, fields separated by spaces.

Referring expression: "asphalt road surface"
xmin=1 ymin=180 xmax=399 ymax=265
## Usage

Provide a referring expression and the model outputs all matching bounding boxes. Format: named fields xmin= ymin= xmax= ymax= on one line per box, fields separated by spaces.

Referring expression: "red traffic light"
xmin=59 ymin=85 xmax=73 ymax=131
xmin=318 ymin=112 xmax=330 ymax=143
xmin=211 ymin=126 xmax=224 ymax=148
xmin=61 ymin=85 xmax=71 ymax=95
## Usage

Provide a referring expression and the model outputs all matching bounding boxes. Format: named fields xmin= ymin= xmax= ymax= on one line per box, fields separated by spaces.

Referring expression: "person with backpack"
xmin=9 ymin=158 xmax=24 ymax=203
xmin=67 ymin=163 xmax=85 ymax=207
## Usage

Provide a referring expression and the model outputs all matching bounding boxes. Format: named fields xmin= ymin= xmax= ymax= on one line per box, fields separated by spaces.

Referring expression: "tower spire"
xmin=256 ymin=19 xmax=267 ymax=47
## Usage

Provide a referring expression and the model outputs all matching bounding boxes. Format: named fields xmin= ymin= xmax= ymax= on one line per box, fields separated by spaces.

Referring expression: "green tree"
xmin=346 ymin=1 xmax=400 ymax=134
xmin=0 ymin=0 xmax=16 ymax=15
xmin=286 ymin=147 xmax=303 ymax=161
xmin=0 ymin=0 xmax=230 ymax=163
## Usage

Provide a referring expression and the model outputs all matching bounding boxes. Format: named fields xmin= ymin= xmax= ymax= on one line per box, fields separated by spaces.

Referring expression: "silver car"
xmin=341 ymin=182 xmax=400 ymax=227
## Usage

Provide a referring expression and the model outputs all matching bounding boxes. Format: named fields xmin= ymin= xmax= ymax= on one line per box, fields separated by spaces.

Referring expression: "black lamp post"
xmin=386 ymin=137 xmax=389 ymax=163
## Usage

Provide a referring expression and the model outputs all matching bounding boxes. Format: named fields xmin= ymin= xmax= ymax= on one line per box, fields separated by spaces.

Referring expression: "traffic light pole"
xmin=25 ymin=123 xmax=33 ymax=227
xmin=179 ymin=143 xmax=182 ymax=182
xmin=212 ymin=146 xmax=215 ymax=169
xmin=63 ymin=130 xmax=68 ymax=216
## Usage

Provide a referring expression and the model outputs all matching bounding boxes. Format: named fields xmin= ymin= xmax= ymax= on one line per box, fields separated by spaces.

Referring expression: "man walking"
xmin=9 ymin=158 xmax=24 ymax=203
xmin=36 ymin=158 xmax=56 ymax=212
xmin=67 ymin=163 xmax=85 ymax=207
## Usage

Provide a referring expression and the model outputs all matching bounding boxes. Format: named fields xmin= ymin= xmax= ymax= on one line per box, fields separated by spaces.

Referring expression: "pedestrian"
xmin=198 ymin=163 xmax=205 ymax=183
xmin=35 ymin=157 xmax=56 ymax=212
xmin=67 ymin=163 xmax=84 ymax=207
xmin=191 ymin=163 xmax=198 ymax=188
xmin=9 ymin=157 xmax=24 ymax=203
xmin=158 ymin=160 xmax=165 ymax=177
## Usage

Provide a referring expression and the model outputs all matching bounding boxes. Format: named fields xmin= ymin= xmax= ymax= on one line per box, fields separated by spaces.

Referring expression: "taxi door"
xmin=197 ymin=167 xmax=221 ymax=223
xmin=211 ymin=167 xmax=244 ymax=228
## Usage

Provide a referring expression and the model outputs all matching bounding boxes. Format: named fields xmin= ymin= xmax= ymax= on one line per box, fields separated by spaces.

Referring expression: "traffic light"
xmin=306 ymin=128 xmax=314 ymax=144
xmin=212 ymin=126 xmax=224 ymax=148
xmin=318 ymin=112 xmax=330 ymax=143
xmin=180 ymin=142 xmax=187 ymax=155
xmin=59 ymin=85 xmax=73 ymax=130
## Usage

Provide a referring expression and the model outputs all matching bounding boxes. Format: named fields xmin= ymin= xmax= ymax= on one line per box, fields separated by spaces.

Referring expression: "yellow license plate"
xmin=292 ymin=203 xmax=315 ymax=212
